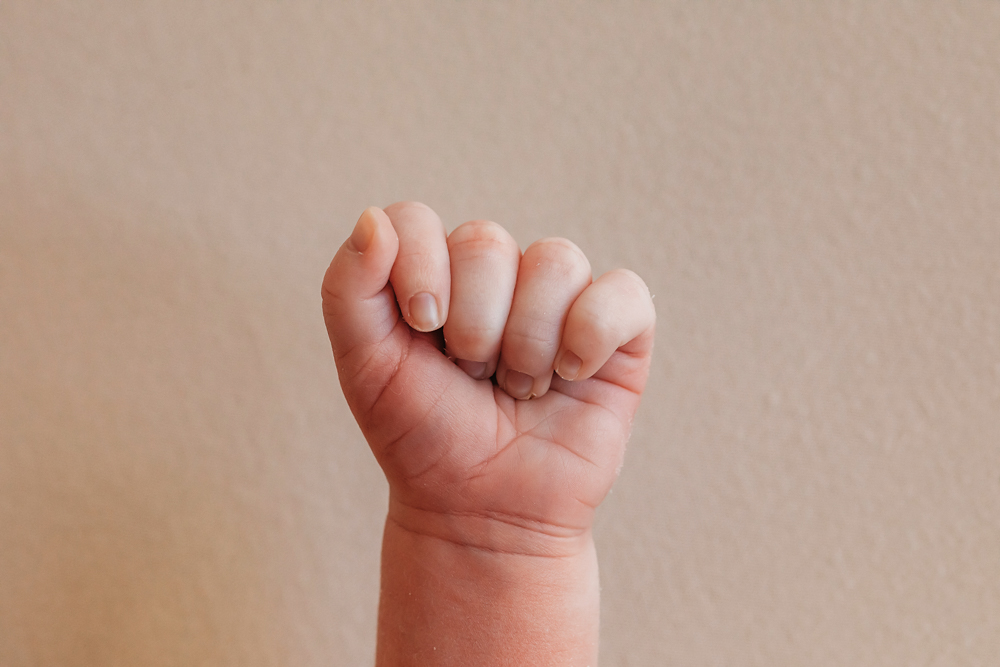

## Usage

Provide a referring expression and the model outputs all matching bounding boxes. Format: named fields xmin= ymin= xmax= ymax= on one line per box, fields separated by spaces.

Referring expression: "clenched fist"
xmin=321 ymin=202 xmax=655 ymax=665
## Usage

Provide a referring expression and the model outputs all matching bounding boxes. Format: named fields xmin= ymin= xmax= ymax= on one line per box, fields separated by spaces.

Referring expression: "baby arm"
xmin=322 ymin=203 xmax=655 ymax=666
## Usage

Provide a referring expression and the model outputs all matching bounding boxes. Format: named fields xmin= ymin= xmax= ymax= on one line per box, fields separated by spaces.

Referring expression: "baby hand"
xmin=322 ymin=202 xmax=655 ymax=557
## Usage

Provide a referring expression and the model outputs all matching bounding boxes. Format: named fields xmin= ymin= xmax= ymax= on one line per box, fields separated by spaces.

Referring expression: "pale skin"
xmin=322 ymin=202 xmax=656 ymax=666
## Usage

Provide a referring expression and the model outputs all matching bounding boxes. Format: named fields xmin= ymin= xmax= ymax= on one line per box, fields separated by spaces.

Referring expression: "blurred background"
xmin=2 ymin=2 xmax=998 ymax=665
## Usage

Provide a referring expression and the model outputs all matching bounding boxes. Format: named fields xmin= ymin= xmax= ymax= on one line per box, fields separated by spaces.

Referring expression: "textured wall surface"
xmin=2 ymin=2 xmax=998 ymax=665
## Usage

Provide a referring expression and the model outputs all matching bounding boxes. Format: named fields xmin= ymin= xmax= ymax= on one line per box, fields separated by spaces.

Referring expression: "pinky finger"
xmin=554 ymin=269 xmax=656 ymax=383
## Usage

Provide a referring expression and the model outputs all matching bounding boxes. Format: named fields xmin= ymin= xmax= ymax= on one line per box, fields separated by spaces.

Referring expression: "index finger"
xmin=383 ymin=201 xmax=451 ymax=332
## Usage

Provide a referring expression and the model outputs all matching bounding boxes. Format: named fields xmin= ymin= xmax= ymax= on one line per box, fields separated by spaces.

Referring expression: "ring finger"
xmin=497 ymin=238 xmax=592 ymax=399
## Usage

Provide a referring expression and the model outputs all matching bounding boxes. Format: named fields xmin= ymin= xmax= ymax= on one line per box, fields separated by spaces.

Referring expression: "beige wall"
xmin=2 ymin=2 xmax=998 ymax=665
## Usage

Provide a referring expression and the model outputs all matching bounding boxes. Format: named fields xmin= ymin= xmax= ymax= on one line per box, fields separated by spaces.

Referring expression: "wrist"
xmin=376 ymin=501 xmax=600 ymax=666
xmin=386 ymin=494 xmax=594 ymax=559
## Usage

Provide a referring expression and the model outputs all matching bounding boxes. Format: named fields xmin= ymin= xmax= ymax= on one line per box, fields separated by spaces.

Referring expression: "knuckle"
xmin=383 ymin=201 xmax=443 ymax=234
xmin=602 ymin=268 xmax=655 ymax=315
xmin=448 ymin=220 xmax=517 ymax=257
xmin=527 ymin=236 xmax=584 ymax=258
xmin=384 ymin=200 xmax=432 ymax=216
xmin=608 ymin=267 xmax=642 ymax=285
xmin=611 ymin=268 xmax=652 ymax=298
xmin=523 ymin=238 xmax=591 ymax=279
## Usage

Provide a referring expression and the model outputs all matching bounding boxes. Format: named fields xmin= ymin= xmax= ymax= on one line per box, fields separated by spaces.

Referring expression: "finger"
xmin=554 ymin=269 xmax=656 ymax=383
xmin=497 ymin=238 xmax=592 ymax=400
xmin=443 ymin=220 xmax=521 ymax=379
xmin=383 ymin=201 xmax=450 ymax=332
xmin=321 ymin=207 xmax=405 ymax=411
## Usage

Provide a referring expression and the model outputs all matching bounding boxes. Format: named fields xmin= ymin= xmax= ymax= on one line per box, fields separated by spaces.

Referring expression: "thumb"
xmin=321 ymin=207 xmax=405 ymax=412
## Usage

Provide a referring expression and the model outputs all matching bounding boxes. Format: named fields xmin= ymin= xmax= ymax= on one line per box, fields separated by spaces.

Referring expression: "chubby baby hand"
xmin=322 ymin=202 xmax=655 ymax=557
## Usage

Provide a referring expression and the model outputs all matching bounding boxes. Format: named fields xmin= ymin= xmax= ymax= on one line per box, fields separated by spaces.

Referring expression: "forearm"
xmin=324 ymin=204 xmax=652 ymax=666
xmin=375 ymin=500 xmax=601 ymax=666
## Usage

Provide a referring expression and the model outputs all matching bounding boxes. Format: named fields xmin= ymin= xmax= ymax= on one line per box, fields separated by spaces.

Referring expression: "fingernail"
xmin=555 ymin=350 xmax=582 ymax=381
xmin=348 ymin=208 xmax=377 ymax=253
xmin=408 ymin=292 xmax=440 ymax=331
xmin=456 ymin=359 xmax=488 ymax=379
xmin=504 ymin=370 xmax=534 ymax=400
